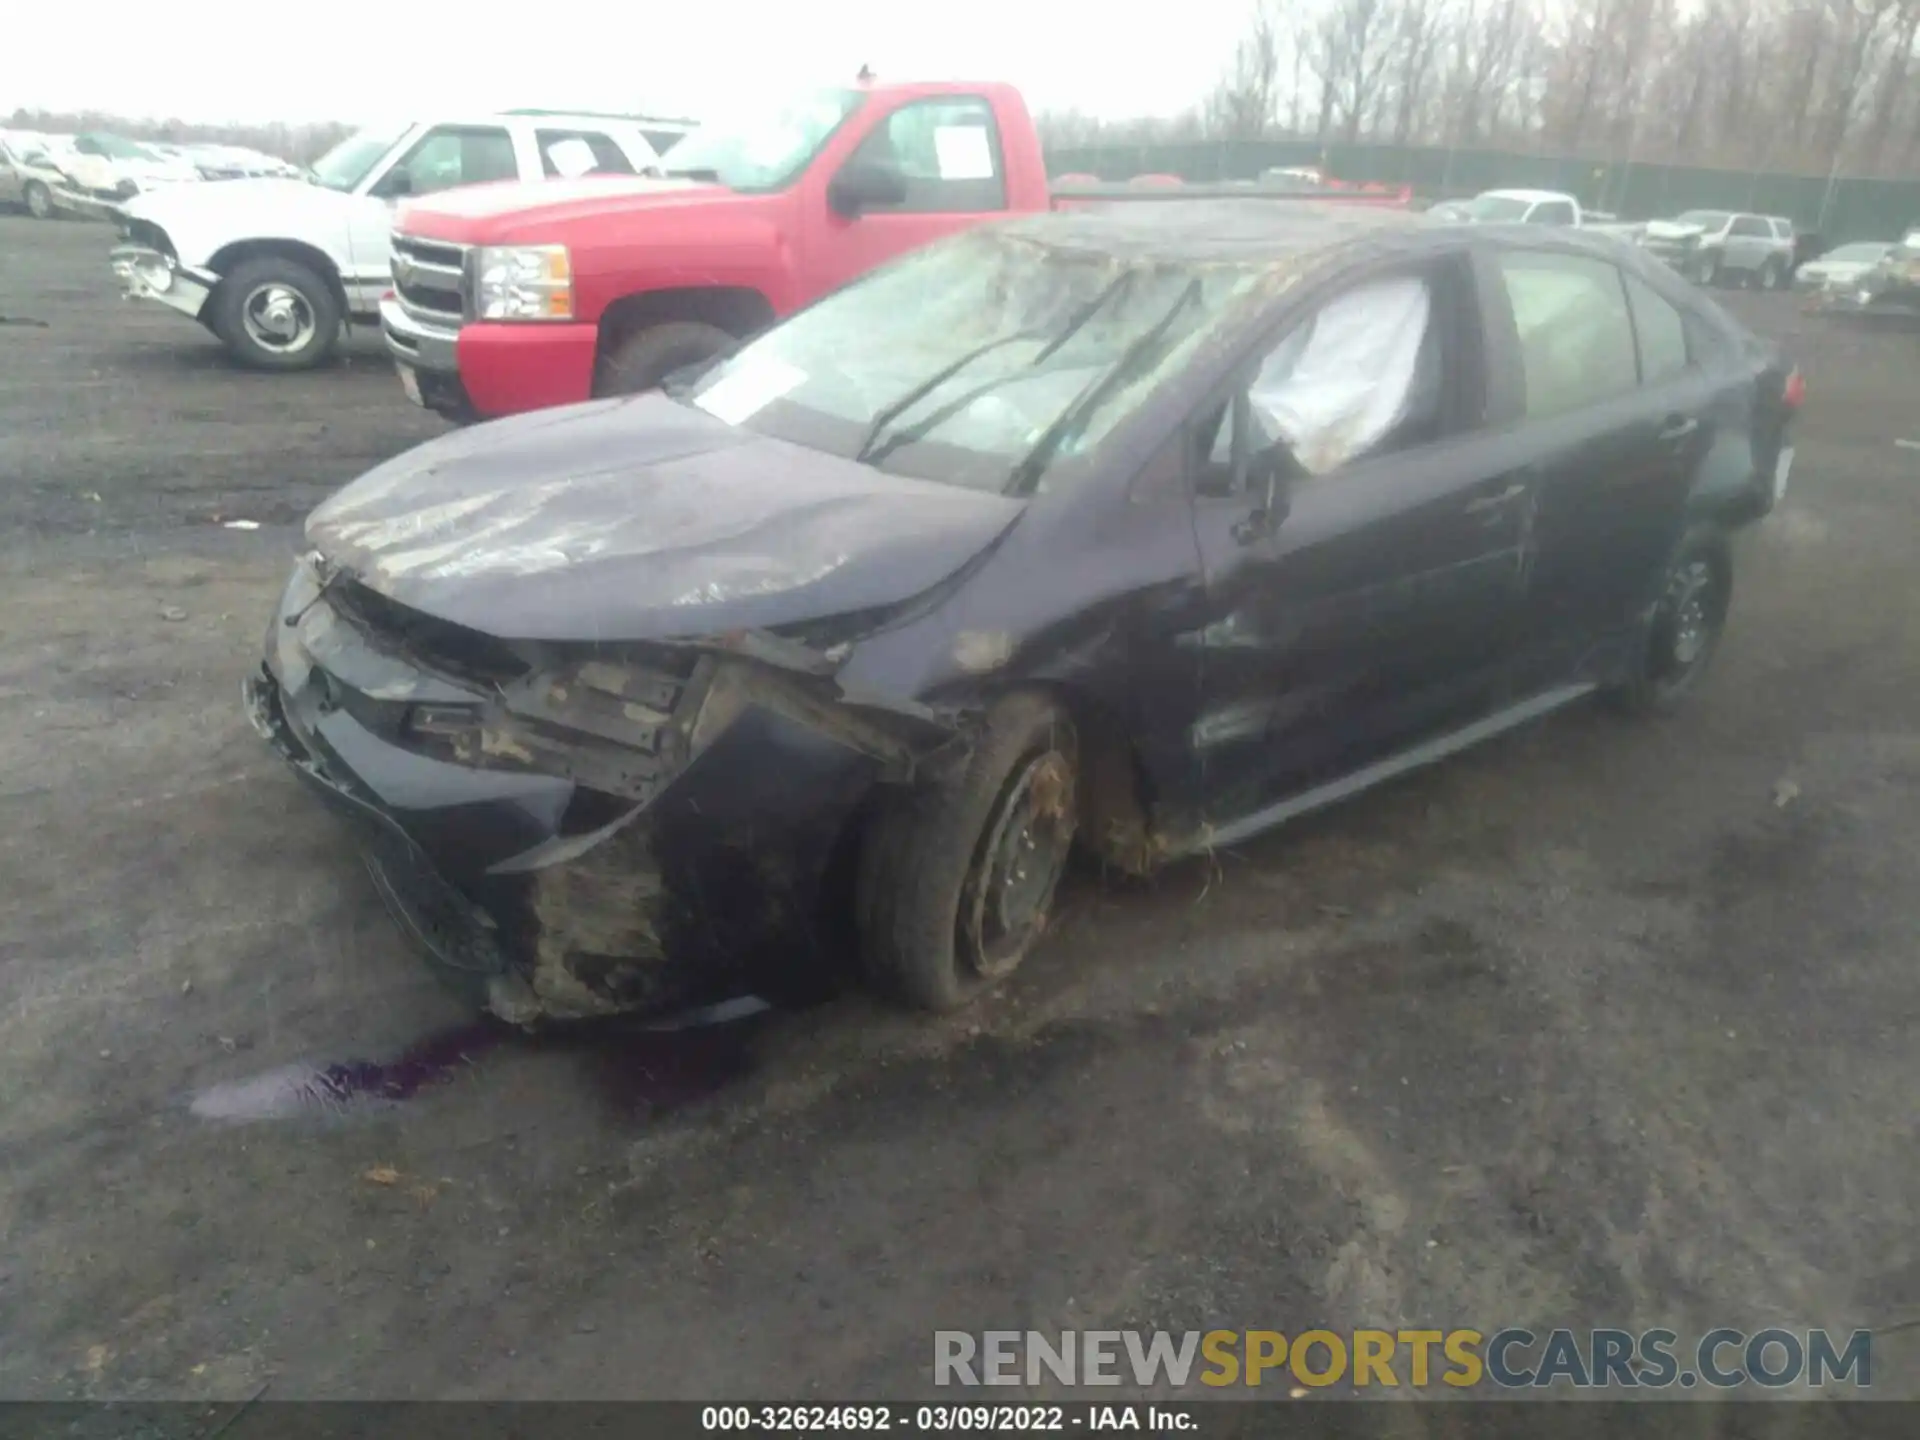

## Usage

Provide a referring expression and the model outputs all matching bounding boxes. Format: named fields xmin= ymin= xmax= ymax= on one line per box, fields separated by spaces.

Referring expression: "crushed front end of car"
xmin=245 ymin=548 xmax=959 ymax=1025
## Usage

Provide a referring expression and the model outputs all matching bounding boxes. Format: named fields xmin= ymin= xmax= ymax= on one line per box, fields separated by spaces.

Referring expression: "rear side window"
xmin=1730 ymin=216 xmax=1769 ymax=239
xmin=1770 ymin=219 xmax=1794 ymax=239
xmin=845 ymin=96 xmax=1007 ymax=213
xmin=1624 ymin=273 xmax=1690 ymax=383
xmin=1496 ymin=251 xmax=1638 ymax=419
xmin=1531 ymin=200 xmax=1577 ymax=227
xmin=535 ymin=130 xmax=636 ymax=178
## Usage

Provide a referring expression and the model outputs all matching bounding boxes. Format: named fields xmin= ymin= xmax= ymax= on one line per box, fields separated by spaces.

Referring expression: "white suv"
xmin=1640 ymin=210 xmax=1797 ymax=289
xmin=109 ymin=113 xmax=672 ymax=371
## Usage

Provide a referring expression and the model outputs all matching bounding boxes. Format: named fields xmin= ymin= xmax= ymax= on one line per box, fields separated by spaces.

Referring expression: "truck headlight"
xmin=474 ymin=245 xmax=573 ymax=321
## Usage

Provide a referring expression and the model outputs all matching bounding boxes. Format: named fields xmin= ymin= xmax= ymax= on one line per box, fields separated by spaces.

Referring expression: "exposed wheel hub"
xmin=242 ymin=283 xmax=316 ymax=353
xmin=965 ymin=751 xmax=1076 ymax=978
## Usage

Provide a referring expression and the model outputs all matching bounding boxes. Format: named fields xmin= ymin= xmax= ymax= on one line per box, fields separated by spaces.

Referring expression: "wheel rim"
xmin=960 ymin=749 xmax=1076 ymax=979
xmin=27 ymin=186 xmax=49 ymax=218
xmin=1653 ymin=557 xmax=1720 ymax=682
xmin=241 ymin=282 xmax=318 ymax=354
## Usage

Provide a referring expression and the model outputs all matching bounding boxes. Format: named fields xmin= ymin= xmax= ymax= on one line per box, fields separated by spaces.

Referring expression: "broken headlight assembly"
xmin=474 ymin=244 xmax=573 ymax=321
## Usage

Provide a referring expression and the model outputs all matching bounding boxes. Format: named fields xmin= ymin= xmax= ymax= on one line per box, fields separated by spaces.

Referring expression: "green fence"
xmin=1045 ymin=139 xmax=1920 ymax=244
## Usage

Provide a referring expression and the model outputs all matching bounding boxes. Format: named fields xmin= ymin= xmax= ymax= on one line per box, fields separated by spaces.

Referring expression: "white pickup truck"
xmin=109 ymin=112 xmax=684 ymax=371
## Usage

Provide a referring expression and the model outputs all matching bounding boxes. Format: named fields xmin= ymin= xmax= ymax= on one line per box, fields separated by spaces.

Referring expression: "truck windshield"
xmin=687 ymin=228 xmax=1262 ymax=494
xmin=661 ymin=89 xmax=862 ymax=193
xmin=1463 ymin=194 xmax=1534 ymax=222
xmin=311 ymin=123 xmax=411 ymax=192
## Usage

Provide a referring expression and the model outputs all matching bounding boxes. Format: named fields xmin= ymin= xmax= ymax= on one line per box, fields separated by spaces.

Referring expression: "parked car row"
xmin=0 ymin=127 xmax=315 ymax=220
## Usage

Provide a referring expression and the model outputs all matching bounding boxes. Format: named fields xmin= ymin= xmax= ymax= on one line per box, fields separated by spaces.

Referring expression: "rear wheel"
xmin=1762 ymin=258 xmax=1788 ymax=291
xmin=1606 ymin=528 xmax=1733 ymax=715
xmin=594 ymin=320 xmax=735 ymax=398
xmin=209 ymin=256 xmax=342 ymax=371
xmin=857 ymin=693 xmax=1079 ymax=1012
xmin=1691 ymin=252 xmax=1722 ymax=287
xmin=23 ymin=181 xmax=53 ymax=220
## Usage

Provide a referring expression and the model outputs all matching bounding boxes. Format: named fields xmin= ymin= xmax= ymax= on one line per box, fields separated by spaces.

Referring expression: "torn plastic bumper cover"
xmin=244 ymin=560 xmax=959 ymax=1024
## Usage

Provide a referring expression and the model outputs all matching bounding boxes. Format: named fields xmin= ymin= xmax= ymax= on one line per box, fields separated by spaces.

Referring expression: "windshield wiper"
xmin=855 ymin=272 xmax=1138 ymax=468
xmin=1005 ymin=277 xmax=1204 ymax=496
xmin=664 ymin=166 xmax=721 ymax=182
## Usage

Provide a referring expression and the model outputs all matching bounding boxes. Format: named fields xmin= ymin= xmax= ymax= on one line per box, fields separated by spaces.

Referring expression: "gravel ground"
xmin=1 ymin=213 xmax=1916 ymax=1402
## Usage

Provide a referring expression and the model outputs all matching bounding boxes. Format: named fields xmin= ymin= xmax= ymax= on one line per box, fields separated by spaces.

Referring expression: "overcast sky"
xmin=10 ymin=0 xmax=1252 ymax=125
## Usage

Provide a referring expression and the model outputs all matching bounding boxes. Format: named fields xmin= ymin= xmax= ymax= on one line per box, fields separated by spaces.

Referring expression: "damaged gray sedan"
xmin=247 ymin=201 xmax=1799 ymax=1023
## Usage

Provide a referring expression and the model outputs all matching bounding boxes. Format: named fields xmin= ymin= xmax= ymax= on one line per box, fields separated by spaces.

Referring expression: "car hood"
xmin=121 ymin=177 xmax=352 ymax=264
xmin=306 ymin=395 xmax=1025 ymax=643
xmin=396 ymin=176 xmax=736 ymax=244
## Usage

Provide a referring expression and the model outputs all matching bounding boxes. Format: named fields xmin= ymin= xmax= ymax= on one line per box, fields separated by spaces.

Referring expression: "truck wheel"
xmin=596 ymin=321 xmax=735 ymax=397
xmin=24 ymin=181 xmax=53 ymax=220
xmin=1761 ymin=258 xmax=1787 ymax=291
xmin=1605 ymin=527 xmax=1733 ymax=716
xmin=209 ymin=256 xmax=342 ymax=372
xmin=1692 ymin=253 xmax=1721 ymax=287
xmin=857 ymin=693 xmax=1079 ymax=1012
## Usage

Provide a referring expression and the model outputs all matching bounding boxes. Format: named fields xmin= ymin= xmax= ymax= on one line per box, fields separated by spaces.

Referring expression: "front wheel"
xmin=23 ymin=181 xmax=53 ymax=220
xmin=208 ymin=256 xmax=342 ymax=372
xmin=594 ymin=321 xmax=735 ymax=398
xmin=857 ymin=693 xmax=1080 ymax=1012
xmin=1606 ymin=528 xmax=1733 ymax=716
xmin=1691 ymin=252 xmax=1722 ymax=287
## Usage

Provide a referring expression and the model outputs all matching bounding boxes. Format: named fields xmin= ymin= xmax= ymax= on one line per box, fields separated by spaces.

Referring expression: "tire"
xmin=595 ymin=320 xmax=736 ymax=397
xmin=1692 ymin=252 xmax=1721 ymax=287
xmin=1762 ymin=258 xmax=1787 ymax=291
xmin=23 ymin=181 xmax=53 ymax=220
xmin=857 ymin=693 xmax=1080 ymax=1012
xmin=1606 ymin=527 xmax=1733 ymax=716
xmin=208 ymin=256 xmax=342 ymax=372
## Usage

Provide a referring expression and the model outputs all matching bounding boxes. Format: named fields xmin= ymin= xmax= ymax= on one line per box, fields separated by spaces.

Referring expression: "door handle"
xmin=1463 ymin=482 xmax=1527 ymax=516
xmin=1659 ymin=416 xmax=1700 ymax=443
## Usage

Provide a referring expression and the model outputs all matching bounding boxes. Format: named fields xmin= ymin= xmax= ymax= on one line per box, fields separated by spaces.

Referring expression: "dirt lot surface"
xmin=1 ymin=214 xmax=1917 ymax=1402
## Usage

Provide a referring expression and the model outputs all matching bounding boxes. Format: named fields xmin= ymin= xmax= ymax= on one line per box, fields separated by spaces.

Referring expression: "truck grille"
xmin=391 ymin=232 xmax=468 ymax=325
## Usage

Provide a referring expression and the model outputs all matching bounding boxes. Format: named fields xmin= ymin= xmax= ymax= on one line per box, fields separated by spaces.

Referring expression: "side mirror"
xmin=828 ymin=160 xmax=908 ymax=218
xmin=376 ymin=168 xmax=413 ymax=200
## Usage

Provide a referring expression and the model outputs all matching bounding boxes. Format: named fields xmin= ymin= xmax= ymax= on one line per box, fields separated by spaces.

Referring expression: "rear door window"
xmin=535 ymin=130 xmax=637 ymax=178
xmin=1496 ymin=250 xmax=1639 ymax=419
xmin=1729 ymin=216 xmax=1769 ymax=239
xmin=1624 ymin=273 xmax=1690 ymax=383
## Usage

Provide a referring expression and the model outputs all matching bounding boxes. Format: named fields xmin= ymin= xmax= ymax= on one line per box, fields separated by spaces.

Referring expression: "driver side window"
xmin=1193 ymin=267 xmax=1457 ymax=498
xmin=372 ymin=126 xmax=517 ymax=198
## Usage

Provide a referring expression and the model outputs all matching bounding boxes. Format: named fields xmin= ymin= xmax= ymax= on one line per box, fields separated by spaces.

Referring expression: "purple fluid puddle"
xmin=189 ymin=1021 xmax=505 ymax=1123
xmin=188 ymin=995 xmax=778 ymax=1125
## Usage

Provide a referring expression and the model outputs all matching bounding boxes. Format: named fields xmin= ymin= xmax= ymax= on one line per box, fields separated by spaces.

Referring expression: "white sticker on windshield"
xmin=546 ymin=138 xmax=600 ymax=178
xmin=933 ymin=125 xmax=995 ymax=181
xmin=693 ymin=355 xmax=807 ymax=426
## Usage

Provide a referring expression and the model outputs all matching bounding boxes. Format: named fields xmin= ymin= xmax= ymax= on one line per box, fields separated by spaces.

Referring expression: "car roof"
xmin=1003 ymin=199 xmax=1425 ymax=265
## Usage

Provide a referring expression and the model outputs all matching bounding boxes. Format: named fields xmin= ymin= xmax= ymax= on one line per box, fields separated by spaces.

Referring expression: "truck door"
xmin=799 ymin=95 xmax=1013 ymax=298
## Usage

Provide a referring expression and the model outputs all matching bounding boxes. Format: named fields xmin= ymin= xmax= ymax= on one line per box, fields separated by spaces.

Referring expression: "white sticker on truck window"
xmin=546 ymin=139 xmax=599 ymax=178
xmin=933 ymin=125 xmax=995 ymax=181
xmin=693 ymin=355 xmax=807 ymax=426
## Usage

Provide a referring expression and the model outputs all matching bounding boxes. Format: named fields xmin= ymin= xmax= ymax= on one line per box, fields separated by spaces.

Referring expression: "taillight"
xmin=1783 ymin=367 xmax=1805 ymax=409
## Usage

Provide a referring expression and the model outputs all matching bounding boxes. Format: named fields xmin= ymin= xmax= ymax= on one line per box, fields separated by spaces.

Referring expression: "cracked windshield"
xmin=689 ymin=230 xmax=1260 ymax=491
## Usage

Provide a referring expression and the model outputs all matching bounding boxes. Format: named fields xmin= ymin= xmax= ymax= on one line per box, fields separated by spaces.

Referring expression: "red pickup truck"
xmin=381 ymin=77 xmax=1410 ymax=421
